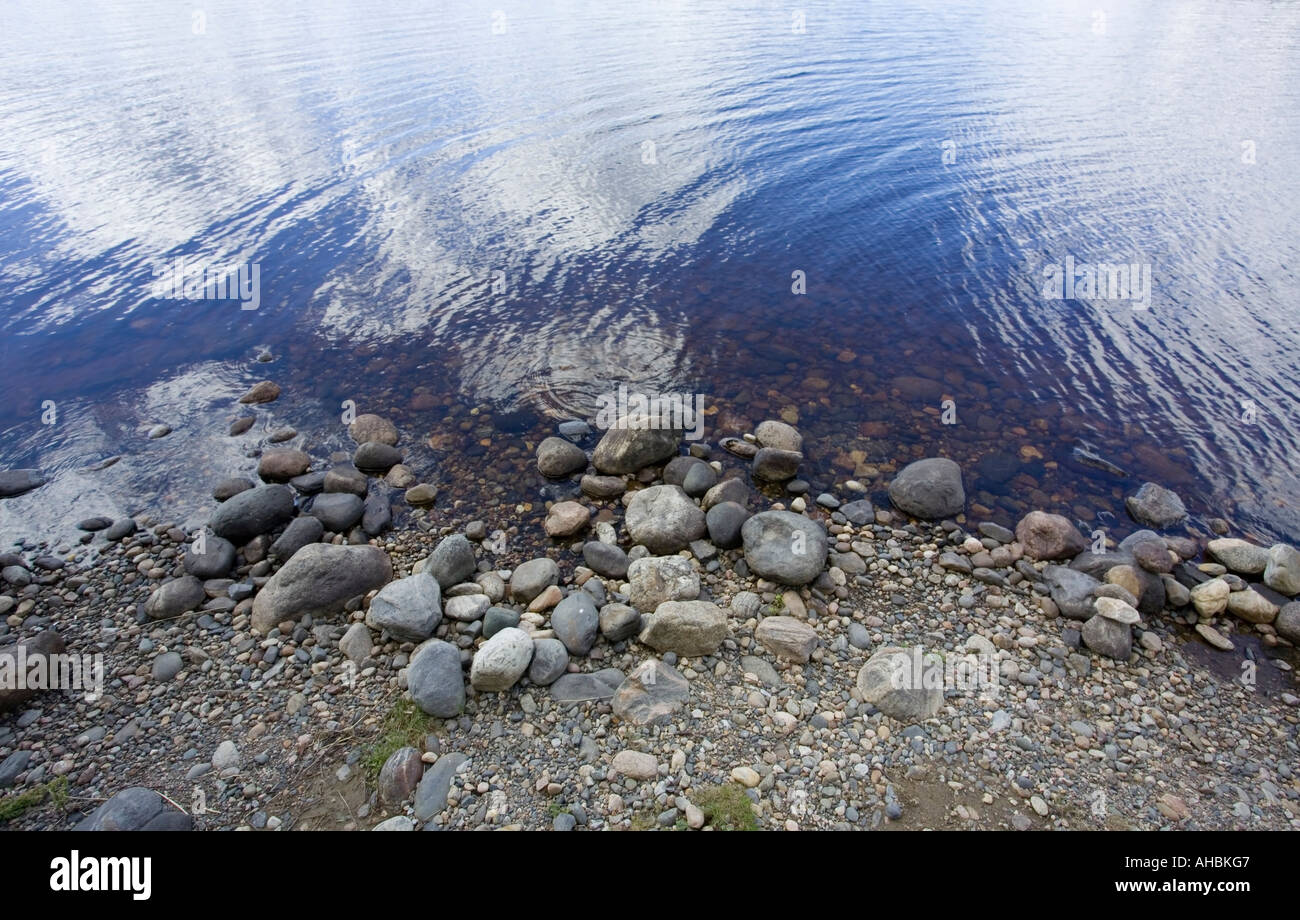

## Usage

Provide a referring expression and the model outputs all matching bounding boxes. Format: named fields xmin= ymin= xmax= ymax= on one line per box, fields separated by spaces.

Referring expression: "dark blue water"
xmin=1 ymin=0 xmax=1299 ymax=542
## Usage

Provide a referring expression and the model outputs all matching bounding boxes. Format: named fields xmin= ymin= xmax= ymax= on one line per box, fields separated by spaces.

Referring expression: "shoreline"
xmin=1 ymin=378 xmax=1298 ymax=831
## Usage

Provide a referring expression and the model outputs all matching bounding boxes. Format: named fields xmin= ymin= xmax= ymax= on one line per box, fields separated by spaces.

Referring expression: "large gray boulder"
xmin=1082 ymin=613 xmax=1132 ymax=660
xmin=887 ymin=458 xmax=965 ymax=520
xmin=1124 ymin=482 xmax=1187 ymax=529
xmin=251 ymin=543 xmax=392 ymax=632
xmin=145 ymin=575 xmax=206 ymax=620
xmin=269 ymin=515 xmax=324 ymax=561
xmin=510 ymin=557 xmax=560 ymax=603
xmin=537 ymin=437 xmax=588 ymax=478
xmin=627 ymin=555 xmax=700 ymax=612
xmin=1045 ymin=565 xmax=1102 ymax=620
xmin=469 ymin=627 xmax=534 ymax=691
xmin=307 ymin=493 xmax=364 ymax=532
xmin=625 ymin=485 xmax=706 ymax=554
xmin=1015 ymin=511 xmax=1087 ymax=561
xmin=75 ymin=786 xmax=192 ymax=831
xmin=1207 ymin=538 xmax=1268 ymax=575
xmin=592 ymin=415 xmax=680 ymax=474
xmin=1265 ymin=544 xmax=1300 ymax=596
xmin=420 ymin=534 xmax=477 ymax=589
xmin=741 ymin=511 xmax=827 ymax=585
xmin=857 ymin=646 xmax=943 ymax=721
xmin=208 ymin=484 xmax=296 ymax=544
xmin=366 ymin=573 xmax=442 ymax=641
xmin=183 ymin=534 xmax=236 ymax=578
xmin=408 ymin=640 xmax=464 ymax=717
xmin=638 ymin=601 xmax=727 ymax=657
xmin=611 ymin=659 xmax=689 ymax=725
xmin=550 ymin=591 xmax=600 ymax=656
xmin=0 ymin=469 xmax=45 ymax=498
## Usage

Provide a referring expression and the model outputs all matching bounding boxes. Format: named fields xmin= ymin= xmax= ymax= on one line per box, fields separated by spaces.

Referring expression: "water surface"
xmin=1 ymin=0 xmax=1298 ymax=543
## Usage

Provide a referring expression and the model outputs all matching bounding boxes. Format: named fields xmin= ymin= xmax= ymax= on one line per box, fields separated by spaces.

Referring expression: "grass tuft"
xmin=695 ymin=783 xmax=760 ymax=831
xmin=0 ymin=775 xmax=69 ymax=823
xmin=361 ymin=697 xmax=435 ymax=782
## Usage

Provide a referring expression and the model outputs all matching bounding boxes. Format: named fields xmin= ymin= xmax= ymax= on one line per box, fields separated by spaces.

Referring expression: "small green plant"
xmin=694 ymin=783 xmax=759 ymax=831
xmin=361 ymin=697 xmax=434 ymax=781
xmin=0 ymin=775 xmax=69 ymax=823
xmin=547 ymin=802 xmax=571 ymax=819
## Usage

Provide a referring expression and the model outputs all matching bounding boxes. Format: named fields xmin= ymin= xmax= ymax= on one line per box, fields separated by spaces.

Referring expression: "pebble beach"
xmin=2 ymin=377 xmax=1297 ymax=832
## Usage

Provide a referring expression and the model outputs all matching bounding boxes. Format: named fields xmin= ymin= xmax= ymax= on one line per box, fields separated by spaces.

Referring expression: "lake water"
xmin=2 ymin=0 xmax=1299 ymax=544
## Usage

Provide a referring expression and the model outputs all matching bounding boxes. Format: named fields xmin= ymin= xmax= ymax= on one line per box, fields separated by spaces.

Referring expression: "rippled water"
xmin=2 ymin=0 xmax=1299 ymax=543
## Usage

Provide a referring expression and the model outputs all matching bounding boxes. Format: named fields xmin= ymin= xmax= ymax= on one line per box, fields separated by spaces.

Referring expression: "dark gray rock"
xmin=682 ymin=463 xmax=718 ymax=497
xmin=362 ymin=491 xmax=392 ymax=536
xmin=537 ymin=437 xmax=588 ymax=478
xmin=208 ymin=484 xmax=295 ymax=544
xmin=706 ymin=501 xmax=750 ymax=549
xmin=751 ymin=447 xmax=802 ymax=482
xmin=0 ymin=469 xmax=45 ymax=498
xmin=0 ymin=750 xmax=31 ymax=787
xmin=550 ymin=668 xmax=625 ymax=703
xmin=624 ymin=485 xmax=706 ymax=554
xmin=482 ymin=607 xmax=520 ymax=638
xmin=250 ymin=543 xmax=392 ymax=632
xmin=510 ymin=557 xmax=560 ymax=603
xmin=582 ymin=541 xmax=629 ymax=579
xmin=840 ymin=500 xmax=875 ymax=526
xmin=289 ymin=471 xmax=327 ymax=495
xmin=366 ymin=573 xmax=442 ymax=641
xmin=599 ymin=603 xmax=641 ymax=642
xmin=308 ymin=493 xmax=364 ymax=533
xmin=145 ymin=576 xmax=206 ymax=620
xmin=550 ymin=591 xmax=600 ymax=656
xmin=413 ymin=752 xmax=468 ymax=821
xmin=1045 ymin=565 xmax=1101 ymax=620
xmin=1125 ymin=482 xmax=1187 ymax=529
xmin=887 ymin=458 xmax=965 ymax=520
xmin=421 ymin=534 xmax=477 ymax=590
xmin=269 ymin=515 xmax=324 ymax=561
xmin=184 ymin=534 xmax=236 ymax=579
xmin=75 ymin=786 xmax=191 ymax=831
xmin=612 ymin=660 xmax=689 ymax=725
xmin=151 ymin=652 xmax=184 ymax=682
xmin=105 ymin=518 xmax=138 ymax=541
xmin=741 ymin=510 xmax=828 ymax=585
xmin=354 ymin=441 xmax=402 ymax=472
xmin=408 ymin=640 xmax=465 ymax=717
xmin=1082 ymin=613 xmax=1132 ymax=660
xmin=527 ymin=637 xmax=569 ymax=686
